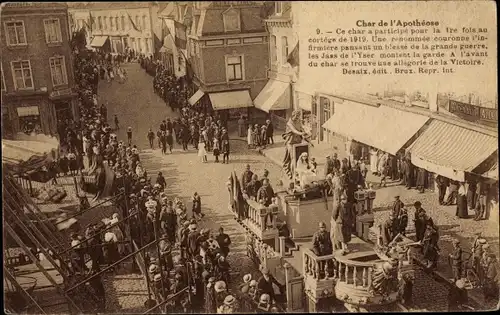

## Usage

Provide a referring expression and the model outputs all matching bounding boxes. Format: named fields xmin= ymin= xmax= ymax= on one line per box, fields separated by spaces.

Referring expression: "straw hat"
xmin=214 ymin=281 xmax=226 ymax=293
xmin=224 ymin=295 xmax=235 ymax=306
xmin=149 ymin=264 xmax=158 ymax=273
xmin=455 ymin=279 xmax=466 ymax=289
xmin=243 ymin=274 xmax=252 ymax=283
xmin=259 ymin=294 xmax=270 ymax=304
xmin=153 ymin=274 xmax=162 ymax=282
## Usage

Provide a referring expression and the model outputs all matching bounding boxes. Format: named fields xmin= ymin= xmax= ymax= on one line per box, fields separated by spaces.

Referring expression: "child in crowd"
xmin=198 ymin=138 xmax=208 ymax=163
xmin=213 ymin=138 xmax=221 ymax=163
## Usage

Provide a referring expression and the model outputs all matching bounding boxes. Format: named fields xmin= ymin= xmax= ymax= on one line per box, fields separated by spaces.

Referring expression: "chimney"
xmin=428 ymin=90 xmax=438 ymax=112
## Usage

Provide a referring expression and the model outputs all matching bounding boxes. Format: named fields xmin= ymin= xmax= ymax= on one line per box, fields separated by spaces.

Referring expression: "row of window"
xmin=1 ymin=57 xmax=68 ymax=92
xmin=127 ymin=37 xmax=152 ymax=54
xmin=81 ymin=14 xmax=149 ymax=32
xmin=5 ymin=19 xmax=63 ymax=46
xmin=270 ymin=35 xmax=289 ymax=65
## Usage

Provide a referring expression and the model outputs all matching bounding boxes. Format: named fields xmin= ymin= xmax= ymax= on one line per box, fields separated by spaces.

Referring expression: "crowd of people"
xmin=58 ymin=49 xmax=287 ymax=313
xmin=152 ymin=63 xmax=189 ymax=112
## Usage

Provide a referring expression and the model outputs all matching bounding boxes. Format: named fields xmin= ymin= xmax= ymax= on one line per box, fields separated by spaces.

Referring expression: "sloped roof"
xmin=158 ymin=2 xmax=175 ymax=17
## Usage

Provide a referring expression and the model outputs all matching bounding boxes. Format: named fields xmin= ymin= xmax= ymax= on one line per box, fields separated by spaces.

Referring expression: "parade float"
xmin=230 ymin=112 xmax=416 ymax=313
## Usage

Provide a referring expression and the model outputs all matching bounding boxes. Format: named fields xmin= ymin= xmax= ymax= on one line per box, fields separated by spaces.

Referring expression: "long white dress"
xmin=296 ymin=157 xmax=317 ymax=188
xmin=369 ymin=149 xmax=378 ymax=174
xmin=198 ymin=142 xmax=207 ymax=157
xmin=247 ymin=128 xmax=253 ymax=145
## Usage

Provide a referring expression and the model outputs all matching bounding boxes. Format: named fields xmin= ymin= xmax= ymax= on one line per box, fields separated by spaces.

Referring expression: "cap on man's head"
xmin=414 ymin=201 xmax=422 ymax=207
xmin=319 ymin=222 xmax=326 ymax=228
xmin=394 ymin=195 xmax=400 ymax=199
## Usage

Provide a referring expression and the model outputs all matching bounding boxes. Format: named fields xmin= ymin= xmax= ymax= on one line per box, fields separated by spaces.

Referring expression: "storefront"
xmin=187 ymin=88 xmax=254 ymax=122
xmin=3 ymin=93 xmax=58 ymax=136
xmin=90 ymin=35 xmax=111 ymax=53
xmin=50 ymin=88 xmax=79 ymax=123
xmin=321 ymin=98 xmax=430 ymax=159
xmin=408 ymin=120 xmax=497 ymax=182
xmin=253 ymin=78 xmax=291 ymax=128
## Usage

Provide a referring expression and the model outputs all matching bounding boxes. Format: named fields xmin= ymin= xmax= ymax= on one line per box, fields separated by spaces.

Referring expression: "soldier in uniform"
xmin=256 ymin=179 xmax=276 ymax=226
xmin=413 ymin=201 xmax=427 ymax=242
xmin=312 ymin=222 xmax=333 ymax=277
xmin=241 ymin=164 xmax=254 ymax=190
xmin=391 ymin=196 xmax=404 ymax=235
xmin=449 ymin=239 xmax=463 ymax=282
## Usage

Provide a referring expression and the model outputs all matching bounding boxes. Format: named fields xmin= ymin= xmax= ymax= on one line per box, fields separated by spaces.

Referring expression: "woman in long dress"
xmin=456 ymin=182 xmax=468 ymax=218
xmin=295 ymin=152 xmax=317 ymax=188
xmin=198 ymin=138 xmax=208 ymax=163
xmin=369 ymin=148 xmax=379 ymax=174
xmin=246 ymin=125 xmax=253 ymax=149
xmin=378 ymin=152 xmax=388 ymax=176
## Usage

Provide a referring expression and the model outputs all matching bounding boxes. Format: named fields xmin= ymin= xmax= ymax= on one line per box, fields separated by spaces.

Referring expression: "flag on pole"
xmin=287 ymin=42 xmax=299 ymax=67
xmin=161 ymin=19 xmax=171 ymax=46
xmin=89 ymin=12 xmax=95 ymax=32
xmin=174 ymin=21 xmax=187 ymax=50
xmin=127 ymin=12 xmax=141 ymax=32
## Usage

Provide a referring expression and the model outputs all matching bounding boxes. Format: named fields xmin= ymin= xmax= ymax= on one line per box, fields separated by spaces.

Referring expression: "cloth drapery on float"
xmin=2 ymin=133 xmax=60 ymax=177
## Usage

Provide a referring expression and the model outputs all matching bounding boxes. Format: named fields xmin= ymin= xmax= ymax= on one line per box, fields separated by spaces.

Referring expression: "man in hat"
xmin=331 ymin=193 xmax=353 ymax=253
xmin=245 ymin=174 xmax=261 ymax=200
xmin=127 ymin=127 xmax=133 ymax=146
xmin=483 ymin=254 xmax=499 ymax=303
xmin=218 ymin=295 xmax=236 ymax=313
xmin=324 ymin=155 xmax=335 ymax=178
xmin=187 ymin=223 xmax=201 ymax=260
xmin=265 ymin=119 xmax=274 ymax=145
xmin=192 ymin=192 xmax=204 ymax=221
xmin=449 ymin=238 xmax=463 ymax=282
xmin=216 ymin=227 xmax=231 ymax=258
xmin=312 ymin=222 xmax=333 ymax=277
xmin=413 ymin=201 xmax=427 ymax=242
xmin=241 ymin=164 xmax=254 ymax=190
xmin=392 ymin=195 xmax=404 ymax=224
xmin=215 ymin=253 xmax=231 ymax=283
xmin=257 ymin=267 xmax=283 ymax=304
xmin=240 ymin=274 xmax=252 ymax=294
xmin=472 ymin=234 xmax=487 ymax=281
xmin=205 ymin=277 xmax=217 ymax=313
xmin=154 ymin=171 xmax=166 ymax=191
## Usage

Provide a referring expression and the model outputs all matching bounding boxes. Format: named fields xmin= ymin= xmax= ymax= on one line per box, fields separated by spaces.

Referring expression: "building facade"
xmin=254 ymin=1 xmax=297 ymax=130
xmin=68 ymin=2 xmax=159 ymax=56
xmin=186 ymin=1 xmax=269 ymax=122
xmin=157 ymin=2 xmax=188 ymax=79
xmin=1 ymin=2 xmax=78 ymax=138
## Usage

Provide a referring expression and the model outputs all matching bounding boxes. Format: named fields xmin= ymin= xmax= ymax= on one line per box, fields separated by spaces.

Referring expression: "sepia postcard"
xmin=1 ymin=1 xmax=498 ymax=313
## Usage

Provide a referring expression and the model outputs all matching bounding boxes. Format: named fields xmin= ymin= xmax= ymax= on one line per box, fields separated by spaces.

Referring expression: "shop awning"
xmin=188 ymin=89 xmax=205 ymax=106
xmin=409 ymin=120 xmax=498 ymax=182
xmin=482 ymin=161 xmax=498 ymax=180
xmin=322 ymin=103 xmax=429 ymax=155
xmin=253 ymin=79 xmax=290 ymax=113
xmin=2 ymin=133 xmax=60 ymax=175
xmin=90 ymin=36 xmax=109 ymax=47
xmin=209 ymin=90 xmax=253 ymax=110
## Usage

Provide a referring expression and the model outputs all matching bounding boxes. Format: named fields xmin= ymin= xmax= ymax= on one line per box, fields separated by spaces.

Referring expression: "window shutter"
xmin=44 ymin=21 xmax=50 ymax=43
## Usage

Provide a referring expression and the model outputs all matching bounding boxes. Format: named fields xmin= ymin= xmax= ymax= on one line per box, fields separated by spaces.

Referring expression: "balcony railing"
xmin=243 ymin=198 xmax=279 ymax=240
xmin=302 ymin=248 xmax=401 ymax=306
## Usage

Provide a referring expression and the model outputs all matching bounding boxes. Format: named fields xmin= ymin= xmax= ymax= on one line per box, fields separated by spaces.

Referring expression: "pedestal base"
xmin=285 ymin=196 xmax=333 ymax=239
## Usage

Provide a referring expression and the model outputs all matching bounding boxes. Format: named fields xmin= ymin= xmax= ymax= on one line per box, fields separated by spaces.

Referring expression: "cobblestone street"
xmin=96 ymin=62 xmax=285 ymax=310
xmin=93 ymin=62 xmax=499 ymax=312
